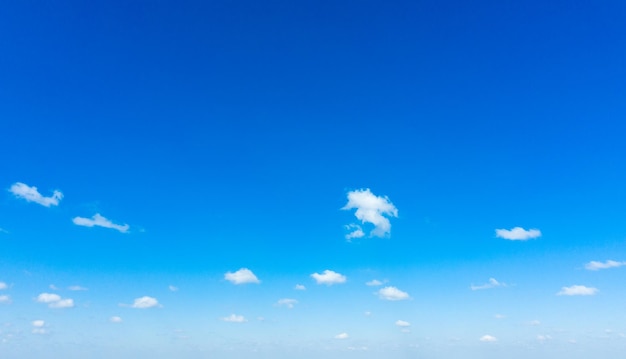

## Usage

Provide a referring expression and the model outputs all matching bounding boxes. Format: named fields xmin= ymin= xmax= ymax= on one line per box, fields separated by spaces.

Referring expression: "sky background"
xmin=1 ymin=0 xmax=626 ymax=358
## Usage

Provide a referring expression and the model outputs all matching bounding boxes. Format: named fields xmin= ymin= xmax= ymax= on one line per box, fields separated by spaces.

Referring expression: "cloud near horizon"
xmin=73 ymin=213 xmax=129 ymax=233
xmin=495 ymin=227 xmax=541 ymax=241
xmin=342 ymin=188 xmax=398 ymax=238
xmin=9 ymin=182 xmax=63 ymax=207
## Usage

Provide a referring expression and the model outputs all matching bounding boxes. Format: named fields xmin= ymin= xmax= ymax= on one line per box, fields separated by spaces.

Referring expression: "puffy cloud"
xmin=342 ymin=189 xmax=398 ymax=238
xmin=335 ymin=332 xmax=349 ymax=339
xmin=36 ymin=293 xmax=61 ymax=303
xmin=395 ymin=320 xmax=410 ymax=327
xmin=344 ymin=224 xmax=365 ymax=240
xmin=311 ymin=270 xmax=347 ymax=285
xmin=276 ymin=298 xmax=298 ymax=309
xmin=32 ymin=320 xmax=45 ymax=328
xmin=365 ymin=279 xmax=383 ymax=286
xmin=9 ymin=182 xmax=63 ymax=207
xmin=495 ymin=227 xmax=541 ymax=241
xmin=470 ymin=278 xmax=506 ymax=291
xmin=110 ymin=316 xmax=123 ymax=323
xmin=222 ymin=314 xmax=246 ymax=323
xmin=169 ymin=285 xmax=179 ymax=292
xmin=585 ymin=260 xmax=626 ymax=271
xmin=557 ymin=285 xmax=598 ymax=296
xmin=224 ymin=268 xmax=260 ymax=284
xmin=73 ymin=214 xmax=129 ymax=233
xmin=378 ymin=286 xmax=410 ymax=301
xmin=0 ymin=295 xmax=11 ymax=304
xmin=294 ymin=284 xmax=306 ymax=290
xmin=49 ymin=299 xmax=74 ymax=309
xmin=68 ymin=285 xmax=88 ymax=291
xmin=131 ymin=296 xmax=160 ymax=308
xmin=480 ymin=335 xmax=497 ymax=342
xmin=0 ymin=282 xmax=7 ymax=290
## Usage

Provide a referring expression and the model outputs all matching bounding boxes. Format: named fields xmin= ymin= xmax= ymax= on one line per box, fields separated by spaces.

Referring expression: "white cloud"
xmin=36 ymin=293 xmax=61 ymax=303
xmin=311 ymin=270 xmax=347 ymax=285
xmin=0 ymin=295 xmax=11 ymax=304
xmin=9 ymin=182 xmax=63 ymax=207
xmin=0 ymin=282 xmax=7 ymax=290
xmin=480 ymin=335 xmax=497 ymax=342
xmin=32 ymin=320 xmax=47 ymax=335
xmin=49 ymin=284 xmax=59 ymax=291
xmin=495 ymin=227 xmax=541 ymax=241
xmin=335 ymin=332 xmax=349 ymax=339
xmin=342 ymin=188 xmax=398 ymax=238
xmin=528 ymin=320 xmax=541 ymax=326
xmin=344 ymin=224 xmax=365 ymax=240
xmin=276 ymin=298 xmax=298 ymax=309
xmin=169 ymin=285 xmax=179 ymax=292
xmin=378 ymin=286 xmax=410 ymax=301
xmin=49 ymin=299 xmax=74 ymax=309
xmin=68 ymin=285 xmax=88 ymax=291
xmin=395 ymin=320 xmax=410 ymax=327
xmin=32 ymin=320 xmax=45 ymax=328
xmin=73 ymin=213 xmax=129 ymax=233
xmin=585 ymin=260 xmax=626 ymax=271
xmin=131 ymin=296 xmax=160 ymax=308
xmin=537 ymin=335 xmax=552 ymax=342
xmin=364 ymin=311 xmax=371 ymax=316
xmin=470 ymin=278 xmax=506 ymax=291
xmin=494 ymin=314 xmax=506 ymax=319
xmin=294 ymin=284 xmax=306 ymax=290
xmin=366 ymin=279 xmax=383 ymax=286
xmin=224 ymin=268 xmax=260 ymax=284
xmin=222 ymin=314 xmax=246 ymax=323
xmin=557 ymin=285 xmax=598 ymax=296
xmin=110 ymin=316 xmax=123 ymax=323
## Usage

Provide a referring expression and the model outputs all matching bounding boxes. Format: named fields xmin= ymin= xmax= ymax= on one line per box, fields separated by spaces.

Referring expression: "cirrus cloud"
xmin=73 ymin=213 xmax=129 ymax=233
xmin=342 ymin=189 xmax=398 ymax=238
xmin=9 ymin=182 xmax=63 ymax=207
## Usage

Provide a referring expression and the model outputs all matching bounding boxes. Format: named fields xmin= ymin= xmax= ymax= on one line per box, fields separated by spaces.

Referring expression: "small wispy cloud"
xmin=294 ymin=284 xmax=306 ymax=290
xmin=0 ymin=228 xmax=8 ymax=234
xmin=36 ymin=293 xmax=74 ymax=308
xmin=222 ymin=314 xmax=246 ymax=323
xmin=585 ymin=260 xmax=626 ymax=271
xmin=557 ymin=285 xmax=598 ymax=296
xmin=378 ymin=286 xmax=410 ymax=301
xmin=68 ymin=285 xmax=88 ymax=291
xmin=342 ymin=188 xmax=398 ymax=238
xmin=276 ymin=298 xmax=298 ymax=309
xmin=49 ymin=299 xmax=74 ymax=308
xmin=470 ymin=278 xmax=506 ymax=291
xmin=130 ymin=296 xmax=160 ymax=308
xmin=169 ymin=285 xmax=179 ymax=292
xmin=110 ymin=316 xmax=123 ymax=323
xmin=311 ymin=270 xmax=346 ymax=285
xmin=73 ymin=214 xmax=129 ymax=233
xmin=9 ymin=182 xmax=63 ymax=207
xmin=0 ymin=295 xmax=11 ymax=304
xmin=344 ymin=224 xmax=365 ymax=240
xmin=0 ymin=282 xmax=8 ymax=290
xmin=224 ymin=268 xmax=260 ymax=284
xmin=480 ymin=335 xmax=497 ymax=342
xmin=395 ymin=320 xmax=410 ymax=327
xmin=335 ymin=332 xmax=349 ymax=339
xmin=32 ymin=320 xmax=47 ymax=334
xmin=495 ymin=227 xmax=541 ymax=241
xmin=365 ymin=279 xmax=383 ymax=286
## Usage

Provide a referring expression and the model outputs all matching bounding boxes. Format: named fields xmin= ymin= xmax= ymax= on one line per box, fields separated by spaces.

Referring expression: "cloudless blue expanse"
xmin=1 ymin=1 xmax=626 ymax=358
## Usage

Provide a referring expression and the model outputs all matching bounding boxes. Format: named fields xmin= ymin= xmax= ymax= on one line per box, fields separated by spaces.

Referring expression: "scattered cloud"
xmin=378 ymin=286 xmax=410 ymax=301
xmin=528 ymin=320 xmax=541 ymax=326
xmin=222 ymin=314 xmax=246 ymax=323
xmin=68 ymin=285 xmax=88 ymax=291
xmin=32 ymin=320 xmax=47 ymax=334
xmin=480 ymin=335 xmax=497 ymax=342
xmin=224 ymin=268 xmax=260 ymax=284
xmin=366 ymin=279 xmax=383 ymax=286
xmin=49 ymin=299 xmax=74 ymax=309
xmin=557 ymin=285 xmax=598 ymax=296
xmin=395 ymin=320 xmax=410 ymax=327
xmin=276 ymin=298 xmax=298 ymax=309
xmin=131 ymin=296 xmax=160 ymax=308
xmin=537 ymin=335 xmax=552 ymax=342
xmin=585 ymin=260 xmax=626 ymax=271
xmin=335 ymin=332 xmax=349 ymax=339
xmin=110 ymin=316 xmax=123 ymax=323
xmin=73 ymin=213 xmax=129 ymax=233
xmin=342 ymin=188 xmax=398 ymax=238
xmin=294 ymin=284 xmax=306 ymax=290
xmin=0 ymin=282 xmax=7 ymax=290
xmin=0 ymin=295 xmax=11 ymax=304
xmin=36 ymin=293 xmax=61 ymax=303
xmin=311 ymin=270 xmax=347 ymax=285
xmin=169 ymin=285 xmax=179 ymax=292
xmin=494 ymin=314 xmax=506 ymax=319
xmin=470 ymin=278 xmax=506 ymax=291
xmin=344 ymin=224 xmax=365 ymax=240
xmin=49 ymin=284 xmax=59 ymax=291
xmin=9 ymin=182 xmax=63 ymax=207
xmin=495 ymin=227 xmax=541 ymax=241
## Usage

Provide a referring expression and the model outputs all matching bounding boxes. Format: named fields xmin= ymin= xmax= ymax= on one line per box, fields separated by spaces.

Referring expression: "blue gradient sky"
xmin=1 ymin=1 xmax=626 ymax=358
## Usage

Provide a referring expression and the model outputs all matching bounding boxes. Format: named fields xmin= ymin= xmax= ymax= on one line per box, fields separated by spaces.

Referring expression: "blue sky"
xmin=1 ymin=0 xmax=626 ymax=357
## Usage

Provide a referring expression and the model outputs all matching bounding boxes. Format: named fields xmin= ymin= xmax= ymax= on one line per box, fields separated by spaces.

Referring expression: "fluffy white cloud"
xmin=222 ymin=314 xmax=246 ymax=323
xmin=342 ymin=189 xmax=398 ymax=238
xmin=495 ymin=227 xmax=541 ymax=241
xmin=68 ymin=285 xmax=88 ymax=291
xmin=344 ymin=224 xmax=365 ymax=240
xmin=470 ymin=278 xmax=506 ymax=290
xmin=294 ymin=284 xmax=306 ymax=290
xmin=335 ymin=332 xmax=349 ymax=339
xmin=395 ymin=320 xmax=410 ymax=327
xmin=224 ymin=268 xmax=260 ymax=284
xmin=585 ymin=260 xmax=626 ymax=271
xmin=378 ymin=286 xmax=410 ymax=301
xmin=110 ymin=316 xmax=123 ymax=323
xmin=366 ymin=279 xmax=383 ymax=286
xmin=49 ymin=299 xmax=74 ymax=309
xmin=36 ymin=293 xmax=61 ymax=303
xmin=480 ymin=335 xmax=497 ymax=342
xmin=0 ymin=282 xmax=7 ymax=290
xmin=131 ymin=296 xmax=159 ymax=308
xmin=32 ymin=320 xmax=45 ymax=328
xmin=276 ymin=298 xmax=298 ymax=309
xmin=32 ymin=320 xmax=47 ymax=334
xmin=557 ymin=285 xmax=598 ymax=296
xmin=9 ymin=182 xmax=63 ymax=207
xmin=73 ymin=213 xmax=129 ymax=233
xmin=0 ymin=295 xmax=11 ymax=304
xmin=311 ymin=270 xmax=347 ymax=285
